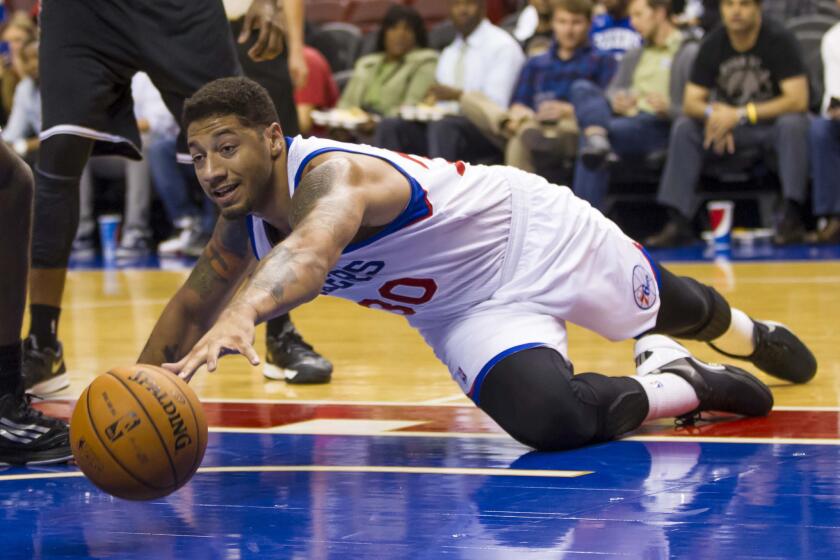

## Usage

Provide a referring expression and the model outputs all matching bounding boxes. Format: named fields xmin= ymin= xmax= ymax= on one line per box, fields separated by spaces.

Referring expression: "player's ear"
xmin=266 ymin=123 xmax=284 ymax=158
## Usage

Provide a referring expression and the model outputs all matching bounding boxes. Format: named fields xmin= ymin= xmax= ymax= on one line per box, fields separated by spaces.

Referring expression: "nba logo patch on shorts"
xmin=632 ymin=264 xmax=657 ymax=310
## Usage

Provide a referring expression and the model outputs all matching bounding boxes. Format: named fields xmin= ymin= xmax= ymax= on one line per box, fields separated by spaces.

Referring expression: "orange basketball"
xmin=69 ymin=364 xmax=208 ymax=501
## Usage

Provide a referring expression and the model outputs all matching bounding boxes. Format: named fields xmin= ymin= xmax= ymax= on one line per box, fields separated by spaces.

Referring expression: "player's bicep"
xmin=288 ymin=157 xmax=367 ymax=264
xmin=182 ymin=217 xmax=255 ymax=310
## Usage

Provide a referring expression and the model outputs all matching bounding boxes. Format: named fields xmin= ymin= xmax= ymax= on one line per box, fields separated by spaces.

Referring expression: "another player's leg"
xmin=263 ymin=315 xmax=333 ymax=384
xmin=0 ymin=143 xmax=72 ymax=465
xmin=23 ymin=135 xmax=94 ymax=396
xmin=642 ymin=265 xmax=817 ymax=384
xmin=476 ymin=344 xmax=771 ymax=451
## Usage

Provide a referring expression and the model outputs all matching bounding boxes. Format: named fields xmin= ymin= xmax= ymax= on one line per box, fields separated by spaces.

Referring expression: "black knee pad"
xmin=30 ymin=167 xmax=82 ymax=269
xmin=478 ymin=347 xmax=648 ymax=451
xmin=654 ymin=266 xmax=731 ymax=341
xmin=570 ymin=373 xmax=649 ymax=442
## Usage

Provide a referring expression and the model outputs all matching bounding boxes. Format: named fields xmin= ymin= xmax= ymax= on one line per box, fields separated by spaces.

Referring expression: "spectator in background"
xmin=295 ymin=45 xmax=339 ymax=136
xmin=808 ymin=0 xmax=840 ymax=244
xmin=1 ymin=38 xmax=39 ymax=164
xmin=590 ymin=0 xmax=642 ymax=57
xmin=461 ymin=0 xmax=615 ymax=172
xmin=338 ymin=4 xmax=438 ymax=129
xmin=646 ymin=0 xmax=809 ymax=248
xmin=375 ymin=0 xmax=525 ymax=163
xmin=571 ymin=0 xmax=698 ymax=209
xmin=513 ymin=0 xmax=557 ymax=55
xmin=0 ymin=11 xmax=37 ymax=124
xmin=73 ymin=73 xmax=158 ymax=260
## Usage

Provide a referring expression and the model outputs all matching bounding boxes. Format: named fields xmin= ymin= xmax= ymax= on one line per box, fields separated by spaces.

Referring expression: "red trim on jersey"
xmin=396 ymin=152 xmax=430 ymax=169
xmin=455 ymin=161 xmax=466 ymax=176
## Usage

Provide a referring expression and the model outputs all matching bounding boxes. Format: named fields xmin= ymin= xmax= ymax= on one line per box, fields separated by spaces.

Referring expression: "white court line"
xmin=0 ymin=465 xmax=591 ymax=482
xmin=417 ymin=394 xmax=471 ymax=405
xmin=208 ymin=427 xmax=840 ymax=446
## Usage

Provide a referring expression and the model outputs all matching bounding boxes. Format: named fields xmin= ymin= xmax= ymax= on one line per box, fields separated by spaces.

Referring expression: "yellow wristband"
xmin=746 ymin=102 xmax=758 ymax=125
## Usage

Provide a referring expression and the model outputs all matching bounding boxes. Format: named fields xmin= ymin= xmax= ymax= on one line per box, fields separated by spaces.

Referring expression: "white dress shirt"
xmin=131 ymin=72 xmax=179 ymax=139
xmin=2 ymin=77 xmax=41 ymax=143
xmin=435 ymin=19 xmax=525 ymax=109
xmin=822 ymin=22 xmax=840 ymax=116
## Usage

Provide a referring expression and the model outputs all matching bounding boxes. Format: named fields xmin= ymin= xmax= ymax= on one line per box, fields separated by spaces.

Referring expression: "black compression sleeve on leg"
xmin=30 ymin=167 xmax=82 ymax=269
xmin=477 ymin=347 xmax=648 ymax=451
xmin=650 ymin=265 xmax=731 ymax=341
xmin=30 ymin=135 xmax=94 ymax=269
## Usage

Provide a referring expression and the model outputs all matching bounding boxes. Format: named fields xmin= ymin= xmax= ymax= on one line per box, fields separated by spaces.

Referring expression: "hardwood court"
xmin=55 ymin=260 xmax=840 ymax=406
xmin=4 ymin=257 xmax=839 ymax=558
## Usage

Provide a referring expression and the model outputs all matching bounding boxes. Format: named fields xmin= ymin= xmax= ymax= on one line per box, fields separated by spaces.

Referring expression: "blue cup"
xmin=98 ymin=214 xmax=122 ymax=262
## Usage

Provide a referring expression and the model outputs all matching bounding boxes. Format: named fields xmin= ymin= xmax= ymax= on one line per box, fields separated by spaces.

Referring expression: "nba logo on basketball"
xmin=632 ymin=265 xmax=657 ymax=310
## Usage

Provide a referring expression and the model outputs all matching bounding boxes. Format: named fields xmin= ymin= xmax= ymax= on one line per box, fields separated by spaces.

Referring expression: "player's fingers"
xmin=178 ymin=349 xmax=207 ymax=381
xmin=239 ymin=11 xmax=255 ymax=44
xmin=240 ymin=342 xmax=261 ymax=367
xmin=206 ymin=342 xmax=224 ymax=372
xmin=263 ymin=24 xmax=283 ymax=60
xmin=249 ymin=20 xmax=272 ymax=61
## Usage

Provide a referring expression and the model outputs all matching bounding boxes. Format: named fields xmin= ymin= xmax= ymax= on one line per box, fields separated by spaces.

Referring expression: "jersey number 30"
xmin=358 ymin=278 xmax=438 ymax=316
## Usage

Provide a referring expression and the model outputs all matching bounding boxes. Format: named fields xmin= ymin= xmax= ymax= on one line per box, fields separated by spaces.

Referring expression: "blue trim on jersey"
xmin=285 ymin=136 xmax=295 ymax=150
xmin=246 ymin=215 xmax=260 ymax=260
xmin=292 ymin=147 xmax=432 ymax=254
xmin=468 ymin=343 xmax=547 ymax=406
xmin=637 ymin=244 xmax=662 ymax=289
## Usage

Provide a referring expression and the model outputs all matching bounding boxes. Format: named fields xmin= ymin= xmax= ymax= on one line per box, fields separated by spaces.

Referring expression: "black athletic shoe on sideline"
xmin=637 ymin=335 xmax=773 ymax=423
xmin=22 ymin=336 xmax=70 ymax=396
xmin=709 ymin=320 xmax=817 ymax=384
xmin=0 ymin=392 xmax=72 ymax=466
xmin=263 ymin=324 xmax=333 ymax=384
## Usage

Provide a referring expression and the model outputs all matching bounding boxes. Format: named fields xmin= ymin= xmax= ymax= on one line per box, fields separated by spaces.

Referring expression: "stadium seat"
xmin=310 ymin=22 xmax=363 ymax=73
xmin=428 ymin=20 xmax=456 ymax=50
xmin=307 ymin=0 xmax=351 ymax=25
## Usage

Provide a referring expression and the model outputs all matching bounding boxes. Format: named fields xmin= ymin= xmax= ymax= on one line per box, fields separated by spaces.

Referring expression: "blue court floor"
xmin=3 ymin=432 xmax=840 ymax=559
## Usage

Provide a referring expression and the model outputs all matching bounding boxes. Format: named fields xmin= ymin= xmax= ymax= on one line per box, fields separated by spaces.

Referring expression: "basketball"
xmin=69 ymin=364 xmax=208 ymax=501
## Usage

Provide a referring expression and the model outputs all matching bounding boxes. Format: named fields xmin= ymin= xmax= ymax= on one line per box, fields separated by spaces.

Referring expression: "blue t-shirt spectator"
xmin=511 ymin=42 xmax=617 ymax=110
xmin=589 ymin=13 xmax=641 ymax=57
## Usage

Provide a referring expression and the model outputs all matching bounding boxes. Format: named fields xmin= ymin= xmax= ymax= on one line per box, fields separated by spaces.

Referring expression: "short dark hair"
xmin=552 ymin=0 xmax=595 ymax=20
xmin=182 ymin=77 xmax=279 ymax=132
xmin=375 ymin=4 xmax=428 ymax=52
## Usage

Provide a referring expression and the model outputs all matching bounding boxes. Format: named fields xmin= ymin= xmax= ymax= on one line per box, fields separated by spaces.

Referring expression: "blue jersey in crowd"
xmin=589 ymin=13 xmax=641 ymax=57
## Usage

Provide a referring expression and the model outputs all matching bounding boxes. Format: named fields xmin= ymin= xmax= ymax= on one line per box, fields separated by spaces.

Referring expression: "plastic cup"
xmin=707 ymin=200 xmax=734 ymax=253
xmin=98 ymin=214 xmax=122 ymax=262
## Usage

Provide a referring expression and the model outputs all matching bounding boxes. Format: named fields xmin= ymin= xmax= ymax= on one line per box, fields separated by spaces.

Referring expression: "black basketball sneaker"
xmin=263 ymin=322 xmax=333 ymax=384
xmin=709 ymin=320 xmax=817 ymax=384
xmin=22 ymin=336 xmax=70 ymax=396
xmin=636 ymin=335 xmax=774 ymax=424
xmin=0 ymin=391 xmax=72 ymax=466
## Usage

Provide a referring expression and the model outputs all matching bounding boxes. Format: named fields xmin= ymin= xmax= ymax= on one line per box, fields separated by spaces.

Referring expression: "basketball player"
xmin=0 ymin=0 xmax=326 ymax=467
xmin=144 ymin=78 xmax=817 ymax=451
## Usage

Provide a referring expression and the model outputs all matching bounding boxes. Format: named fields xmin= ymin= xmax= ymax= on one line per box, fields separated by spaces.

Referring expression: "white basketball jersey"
xmin=247 ymin=136 xmax=514 ymax=328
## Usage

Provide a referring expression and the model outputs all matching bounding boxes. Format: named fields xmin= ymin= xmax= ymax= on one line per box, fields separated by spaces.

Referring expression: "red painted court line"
xmin=39 ymin=400 xmax=840 ymax=440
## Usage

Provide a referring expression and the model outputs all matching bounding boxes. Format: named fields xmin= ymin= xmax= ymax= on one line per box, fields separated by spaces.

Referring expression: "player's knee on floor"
xmin=653 ymin=266 xmax=731 ymax=341
xmin=477 ymin=347 xmax=648 ymax=451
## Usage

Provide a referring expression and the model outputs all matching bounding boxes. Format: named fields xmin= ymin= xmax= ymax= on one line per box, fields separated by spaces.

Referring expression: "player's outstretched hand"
xmin=239 ymin=0 xmax=285 ymax=62
xmin=162 ymin=304 xmax=261 ymax=382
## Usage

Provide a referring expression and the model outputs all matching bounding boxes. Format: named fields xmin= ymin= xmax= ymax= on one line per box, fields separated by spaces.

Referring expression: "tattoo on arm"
xmin=162 ymin=344 xmax=180 ymax=364
xmin=250 ymin=246 xmax=304 ymax=305
xmin=186 ymin=218 xmax=250 ymax=301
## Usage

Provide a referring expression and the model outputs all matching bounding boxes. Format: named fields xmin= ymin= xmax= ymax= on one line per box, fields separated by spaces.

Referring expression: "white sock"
xmin=632 ymin=374 xmax=700 ymax=421
xmin=711 ymin=308 xmax=756 ymax=357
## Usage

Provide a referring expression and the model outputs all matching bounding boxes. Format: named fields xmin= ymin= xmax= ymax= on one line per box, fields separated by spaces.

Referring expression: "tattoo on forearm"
xmin=251 ymin=245 xmax=303 ymax=305
xmin=162 ymin=344 xmax=180 ymax=364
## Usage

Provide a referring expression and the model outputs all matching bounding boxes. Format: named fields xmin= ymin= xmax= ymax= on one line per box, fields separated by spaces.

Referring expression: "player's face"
xmin=629 ymin=0 xmax=659 ymax=42
xmin=187 ymin=115 xmax=278 ymax=219
xmin=449 ymin=0 xmax=483 ymax=36
xmin=384 ymin=20 xmax=417 ymax=60
xmin=721 ymin=0 xmax=761 ymax=34
xmin=552 ymin=9 xmax=590 ymax=51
